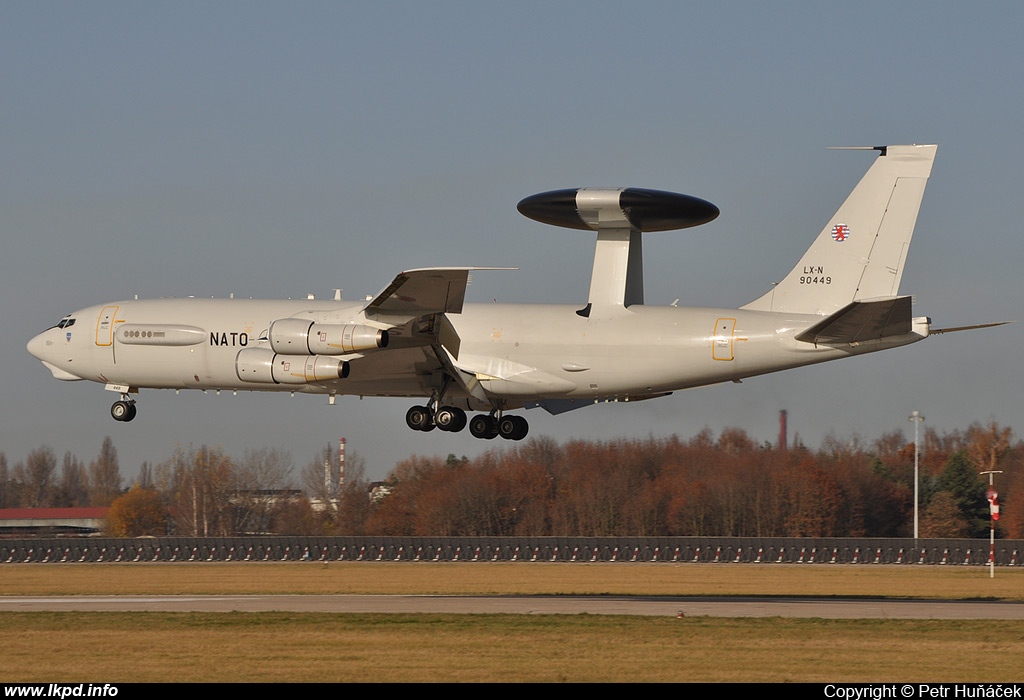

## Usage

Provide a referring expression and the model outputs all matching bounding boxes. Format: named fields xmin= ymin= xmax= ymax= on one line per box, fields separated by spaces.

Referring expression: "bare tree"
xmin=16 ymin=447 xmax=57 ymax=507
xmin=137 ymin=461 xmax=153 ymax=489
xmin=57 ymin=452 xmax=89 ymax=507
xmin=88 ymin=437 xmax=123 ymax=506
xmin=336 ymin=450 xmax=371 ymax=535
xmin=965 ymin=421 xmax=1013 ymax=474
xmin=293 ymin=445 xmax=340 ymax=534
xmin=233 ymin=448 xmax=294 ymax=534
xmin=300 ymin=444 xmax=336 ymax=504
xmin=0 ymin=453 xmax=10 ymax=508
xmin=156 ymin=446 xmax=235 ymax=536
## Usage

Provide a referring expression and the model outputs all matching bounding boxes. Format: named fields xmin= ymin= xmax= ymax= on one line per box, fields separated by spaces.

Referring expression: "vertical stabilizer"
xmin=742 ymin=144 xmax=937 ymax=315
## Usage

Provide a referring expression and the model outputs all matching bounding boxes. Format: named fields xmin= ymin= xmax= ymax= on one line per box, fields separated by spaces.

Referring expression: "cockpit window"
xmin=51 ymin=316 xmax=76 ymax=330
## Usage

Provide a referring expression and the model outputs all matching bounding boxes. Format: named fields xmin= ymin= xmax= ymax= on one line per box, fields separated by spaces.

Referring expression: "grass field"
xmin=4 ymin=561 xmax=1024 ymax=598
xmin=3 ymin=563 xmax=1023 ymax=682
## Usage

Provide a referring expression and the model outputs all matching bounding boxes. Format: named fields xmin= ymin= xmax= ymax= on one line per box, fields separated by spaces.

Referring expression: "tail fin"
xmin=742 ymin=144 xmax=937 ymax=315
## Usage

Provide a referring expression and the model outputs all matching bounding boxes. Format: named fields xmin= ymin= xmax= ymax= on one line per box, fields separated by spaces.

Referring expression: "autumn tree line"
xmin=1 ymin=422 xmax=1021 ymax=539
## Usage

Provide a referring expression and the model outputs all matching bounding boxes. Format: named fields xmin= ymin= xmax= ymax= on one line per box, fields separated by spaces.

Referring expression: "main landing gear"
xmin=470 ymin=413 xmax=529 ymax=441
xmin=110 ymin=396 xmax=137 ymax=422
xmin=406 ymin=405 xmax=467 ymax=433
xmin=405 ymin=405 xmax=529 ymax=441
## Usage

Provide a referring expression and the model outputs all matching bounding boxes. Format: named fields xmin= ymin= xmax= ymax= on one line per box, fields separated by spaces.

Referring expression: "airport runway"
xmin=1 ymin=595 xmax=1022 ymax=619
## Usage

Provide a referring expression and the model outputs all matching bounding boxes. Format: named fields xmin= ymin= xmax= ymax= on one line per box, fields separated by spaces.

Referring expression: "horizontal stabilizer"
xmin=795 ymin=296 xmax=912 ymax=344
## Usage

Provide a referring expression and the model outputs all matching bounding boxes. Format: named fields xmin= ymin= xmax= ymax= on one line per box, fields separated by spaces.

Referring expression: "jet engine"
xmin=268 ymin=319 xmax=388 ymax=355
xmin=235 ymin=347 xmax=349 ymax=384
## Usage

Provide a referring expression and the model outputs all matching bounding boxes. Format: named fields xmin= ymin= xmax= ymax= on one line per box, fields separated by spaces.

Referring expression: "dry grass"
xmin=2 ymin=561 xmax=1022 ymax=599
xmin=1 ymin=613 xmax=1022 ymax=683
xmin=3 ymin=563 xmax=1024 ymax=682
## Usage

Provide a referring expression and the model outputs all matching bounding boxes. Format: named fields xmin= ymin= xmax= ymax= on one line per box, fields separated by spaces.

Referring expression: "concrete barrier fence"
xmin=0 ymin=536 xmax=1021 ymax=565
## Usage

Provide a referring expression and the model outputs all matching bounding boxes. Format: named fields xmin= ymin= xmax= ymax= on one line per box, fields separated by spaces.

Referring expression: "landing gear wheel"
xmin=435 ymin=407 xmax=454 ymax=431
xmin=435 ymin=407 xmax=467 ymax=432
xmin=405 ymin=405 xmax=434 ymax=432
xmin=469 ymin=414 xmax=498 ymax=439
xmin=111 ymin=400 xmax=136 ymax=422
xmin=498 ymin=415 xmax=529 ymax=440
xmin=511 ymin=415 xmax=528 ymax=440
xmin=451 ymin=408 xmax=467 ymax=432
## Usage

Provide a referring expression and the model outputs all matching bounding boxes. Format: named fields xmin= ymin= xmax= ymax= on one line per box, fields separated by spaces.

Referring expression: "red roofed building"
xmin=0 ymin=508 xmax=108 ymax=537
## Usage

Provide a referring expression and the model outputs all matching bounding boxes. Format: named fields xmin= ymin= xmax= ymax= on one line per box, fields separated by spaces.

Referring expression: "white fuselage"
xmin=26 ymin=297 xmax=926 ymax=410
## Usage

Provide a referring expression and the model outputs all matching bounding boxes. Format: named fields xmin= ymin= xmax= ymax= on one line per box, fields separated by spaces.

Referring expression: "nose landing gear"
xmin=110 ymin=397 xmax=137 ymax=422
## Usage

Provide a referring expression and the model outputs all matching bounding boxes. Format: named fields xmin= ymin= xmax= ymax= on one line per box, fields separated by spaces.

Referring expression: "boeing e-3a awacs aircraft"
xmin=28 ymin=144 xmax=999 ymax=441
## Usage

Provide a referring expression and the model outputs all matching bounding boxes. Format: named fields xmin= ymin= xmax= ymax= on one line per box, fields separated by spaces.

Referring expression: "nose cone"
xmin=28 ymin=329 xmax=83 ymax=381
xmin=27 ymin=331 xmax=49 ymax=361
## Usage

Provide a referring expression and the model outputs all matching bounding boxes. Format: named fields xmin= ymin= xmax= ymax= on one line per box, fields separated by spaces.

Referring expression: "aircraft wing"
xmin=364 ymin=267 xmax=511 ymax=317
xmin=362 ymin=267 xmax=511 ymax=361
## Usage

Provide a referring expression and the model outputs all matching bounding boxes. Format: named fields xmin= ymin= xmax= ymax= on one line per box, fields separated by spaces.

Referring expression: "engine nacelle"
xmin=235 ymin=348 xmax=350 ymax=385
xmin=268 ymin=319 xmax=389 ymax=355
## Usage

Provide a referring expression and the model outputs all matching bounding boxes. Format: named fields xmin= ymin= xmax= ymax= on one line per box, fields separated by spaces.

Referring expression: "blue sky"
xmin=4 ymin=3 xmax=1021 ymax=481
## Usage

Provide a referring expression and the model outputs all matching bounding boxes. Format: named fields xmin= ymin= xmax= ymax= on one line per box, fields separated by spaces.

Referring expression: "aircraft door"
xmin=96 ymin=306 xmax=119 ymax=347
xmin=712 ymin=317 xmax=736 ymax=361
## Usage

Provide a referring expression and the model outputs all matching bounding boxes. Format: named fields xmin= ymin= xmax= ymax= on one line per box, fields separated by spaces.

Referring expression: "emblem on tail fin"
xmin=742 ymin=144 xmax=938 ymax=316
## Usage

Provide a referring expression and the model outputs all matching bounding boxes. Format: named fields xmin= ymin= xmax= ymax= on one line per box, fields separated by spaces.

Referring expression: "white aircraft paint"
xmin=30 ymin=145 xmax=988 ymax=441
